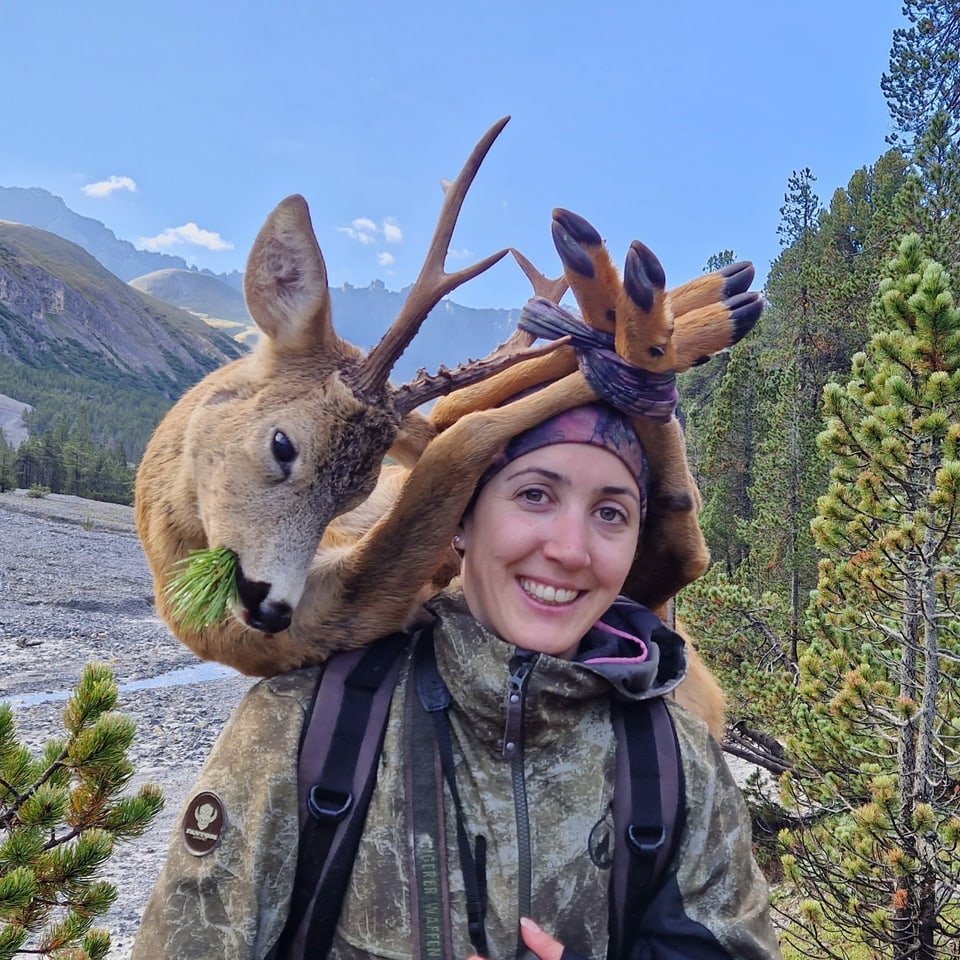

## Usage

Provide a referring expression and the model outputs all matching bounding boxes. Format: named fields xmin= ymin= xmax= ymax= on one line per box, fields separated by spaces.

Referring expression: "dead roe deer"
xmin=135 ymin=118 xmax=762 ymax=738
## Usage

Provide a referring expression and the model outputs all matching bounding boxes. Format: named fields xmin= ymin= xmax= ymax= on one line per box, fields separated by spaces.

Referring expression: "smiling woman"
xmin=459 ymin=402 xmax=646 ymax=660
xmin=132 ymin=395 xmax=782 ymax=960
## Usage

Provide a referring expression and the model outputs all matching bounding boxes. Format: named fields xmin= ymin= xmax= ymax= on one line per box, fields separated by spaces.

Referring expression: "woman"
xmin=131 ymin=402 xmax=781 ymax=960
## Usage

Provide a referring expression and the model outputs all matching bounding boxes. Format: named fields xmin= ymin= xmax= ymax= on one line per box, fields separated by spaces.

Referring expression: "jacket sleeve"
xmin=130 ymin=668 xmax=320 ymax=960
xmin=631 ymin=704 xmax=783 ymax=960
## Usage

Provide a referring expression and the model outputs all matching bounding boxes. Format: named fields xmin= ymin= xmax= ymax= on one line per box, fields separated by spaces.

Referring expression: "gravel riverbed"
xmin=1 ymin=489 xmax=255 ymax=958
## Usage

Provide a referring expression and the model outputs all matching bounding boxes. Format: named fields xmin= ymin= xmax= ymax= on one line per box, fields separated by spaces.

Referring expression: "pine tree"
xmin=893 ymin=109 xmax=960 ymax=273
xmin=779 ymin=235 xmax=960 ymax=959
xmin=881 ymin=1 xmax=960 ymax=153
xmin=741 ymin=169 xmax=826 ymax=658
xmin=0 ymin=433 xmax=14 ymax=494
xmin=0 ymin=664 xmax=164 ymax=960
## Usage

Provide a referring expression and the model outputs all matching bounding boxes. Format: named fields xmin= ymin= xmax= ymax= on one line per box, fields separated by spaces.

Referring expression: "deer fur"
xmin=135 ymin=124 xmax=762 ymax=740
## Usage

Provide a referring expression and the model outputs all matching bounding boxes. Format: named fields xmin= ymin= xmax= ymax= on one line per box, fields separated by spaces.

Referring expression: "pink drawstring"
xmin=584 ymin=619 xmax=649 ymax=664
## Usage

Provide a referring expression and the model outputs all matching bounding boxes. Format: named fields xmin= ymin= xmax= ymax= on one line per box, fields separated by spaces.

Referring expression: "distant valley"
xmin=0 ymin=186 xmax=525 ymax=458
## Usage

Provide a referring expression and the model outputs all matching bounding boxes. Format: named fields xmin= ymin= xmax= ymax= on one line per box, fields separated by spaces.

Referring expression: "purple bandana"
xmin=519 ymin=297 xmax=679 ymax=423
xmin=481 ymin=401 xmax=647 ymax=522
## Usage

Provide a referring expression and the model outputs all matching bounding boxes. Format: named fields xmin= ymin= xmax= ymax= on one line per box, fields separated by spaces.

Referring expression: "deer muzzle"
xmin=236 ymin=568 xmax=294 ymax=635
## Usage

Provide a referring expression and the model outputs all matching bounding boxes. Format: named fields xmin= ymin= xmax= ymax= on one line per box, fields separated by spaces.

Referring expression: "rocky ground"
xmin=0 ymin=489 xmax=254 ymax=958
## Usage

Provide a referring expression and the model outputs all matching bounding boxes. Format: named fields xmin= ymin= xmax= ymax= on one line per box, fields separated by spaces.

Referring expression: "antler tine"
xmin=354 ymin=117 xmax=512 ymax=397
xmin=510 ymin=248 xmax=569 ymax=305
xmin=394 ymin=336 xmax=571 ymax=416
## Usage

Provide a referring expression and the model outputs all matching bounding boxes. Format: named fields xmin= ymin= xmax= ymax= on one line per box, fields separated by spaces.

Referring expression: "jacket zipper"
xmin=503 ymin=651 xmax=538 ymax=955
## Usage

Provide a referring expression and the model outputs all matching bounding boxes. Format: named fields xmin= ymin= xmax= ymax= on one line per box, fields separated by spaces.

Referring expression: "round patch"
xmin=182 ymin=791 xmax=226 ymax=856
xmin=588 ymin=811 xmax=615 ymax=870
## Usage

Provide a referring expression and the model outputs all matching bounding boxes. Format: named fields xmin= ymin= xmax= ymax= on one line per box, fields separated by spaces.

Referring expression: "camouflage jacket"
xmin=132 ymin=591 xmax=781 ymax=959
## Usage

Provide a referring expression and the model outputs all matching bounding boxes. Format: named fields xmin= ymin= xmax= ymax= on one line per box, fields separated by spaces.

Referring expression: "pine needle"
xmin=165 ymin=548 xmax=239 ymax=631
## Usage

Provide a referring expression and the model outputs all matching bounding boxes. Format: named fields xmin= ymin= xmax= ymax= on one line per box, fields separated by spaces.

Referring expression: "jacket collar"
xmin=423 ymin=589 xmax=688 ymax=752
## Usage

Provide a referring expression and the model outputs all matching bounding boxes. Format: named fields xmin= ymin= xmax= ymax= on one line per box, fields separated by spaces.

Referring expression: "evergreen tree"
xmin=881 ymin=1 xmax=960 ymax=152
xmin=0 ymin=433 xmax=14 ymax=494
xmin=0 ymin=664 xmax=163 ymax=959
xmin=742 ymin=169 xmax=826 ymax=658
xmin=779 ymin=235 xmax=960 ymax=959
xmin=679 ymin=248 xmax=739 ymax=477
xmin=694 ymin=340 xmax=762 ymax=577
xmin=893 ymin=109 xmax=960 ymax=273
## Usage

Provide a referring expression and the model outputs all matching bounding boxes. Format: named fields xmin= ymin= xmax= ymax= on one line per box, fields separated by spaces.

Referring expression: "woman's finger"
xmin=519 ymin=916 xmax=566 ymax=960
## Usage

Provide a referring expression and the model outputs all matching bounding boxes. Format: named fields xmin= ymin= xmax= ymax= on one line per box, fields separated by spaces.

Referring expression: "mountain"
xmin=327 ymin=281 xmax=522 ymax=384
xmin=0 ymin=186 xmax=244 ymax=290
xmin=2 ymin=185 xmax=526 ymax=383
xmin=0 ymin=221 xmax=244 ymax=392
xmin=129 ymin=268 xmax=253 ymax=337
xmin=0 ymin=220 xmax=248 ymax=458
xmin=125 ymin=270 xmax=524 ymax=381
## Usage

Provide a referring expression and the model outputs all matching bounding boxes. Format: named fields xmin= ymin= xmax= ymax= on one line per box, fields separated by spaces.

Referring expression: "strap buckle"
xmin=307 ymin=785 xmax=353 ymax=821
xmin=626 ymin=823 xmax=666 ymax=856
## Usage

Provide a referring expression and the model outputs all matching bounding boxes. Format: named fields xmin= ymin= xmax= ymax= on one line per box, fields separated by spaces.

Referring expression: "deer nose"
xmin=236 ymin=570 xmax=293 ymax=634
xmin=246 ymin=600 xmax=293 ymax=635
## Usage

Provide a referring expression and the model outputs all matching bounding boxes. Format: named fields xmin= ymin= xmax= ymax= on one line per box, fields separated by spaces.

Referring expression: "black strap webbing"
xmin=609 ymin=696 xmax=685 ymax=958
xmin=414 ymin=632 xmax=489 ymax=958
xmin=266 ymin=631 xmax=409 ymax=960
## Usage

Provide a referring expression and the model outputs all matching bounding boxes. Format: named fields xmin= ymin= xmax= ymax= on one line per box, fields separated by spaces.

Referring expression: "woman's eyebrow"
xmin=600 ymin=485 xmax=641 ymax=505
xmin=502 ymin=467 xmax=565 ymax=484
xmin=501 ymin=469 xmax=641 ymax=505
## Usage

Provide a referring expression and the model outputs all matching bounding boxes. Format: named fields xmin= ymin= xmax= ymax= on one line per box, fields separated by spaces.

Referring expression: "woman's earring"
xmin=452 ymin=533 xmax=464 ymax=554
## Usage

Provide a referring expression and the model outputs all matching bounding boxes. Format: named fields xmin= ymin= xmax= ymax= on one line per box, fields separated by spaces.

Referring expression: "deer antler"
xmin=353 ymin=117 xmax=511 ymax=398
xmin=394 ymin=336 xmax=568 ymax=415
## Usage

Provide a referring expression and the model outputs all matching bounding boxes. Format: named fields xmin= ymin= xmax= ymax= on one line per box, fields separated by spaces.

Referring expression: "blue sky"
xmin=3 ymin=0 xmax=905 ymax=310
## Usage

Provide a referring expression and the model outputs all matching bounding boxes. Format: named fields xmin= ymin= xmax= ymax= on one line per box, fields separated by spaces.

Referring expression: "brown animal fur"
xmin=135 ymin=129 xmax=760 ymax=740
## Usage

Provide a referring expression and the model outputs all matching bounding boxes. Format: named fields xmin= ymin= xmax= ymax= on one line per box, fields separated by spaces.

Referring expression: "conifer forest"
xmin=674 ymin=3 xmax=960 ymax=956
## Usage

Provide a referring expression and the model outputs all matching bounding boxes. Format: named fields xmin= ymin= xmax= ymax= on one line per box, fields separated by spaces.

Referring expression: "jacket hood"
xmin=577 ymin=595 xmax=689 ymax=699
xmin=424 ymin=589 xmax=688 ymax=754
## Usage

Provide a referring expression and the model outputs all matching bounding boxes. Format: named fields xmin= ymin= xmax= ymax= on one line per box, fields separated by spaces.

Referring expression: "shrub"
xmin=0 ymin=664 xmax=164 ymax=959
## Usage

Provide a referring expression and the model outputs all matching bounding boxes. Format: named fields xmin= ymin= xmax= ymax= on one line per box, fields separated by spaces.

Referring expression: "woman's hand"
xmin=519 ymin=917 xmax=566 ymax=960
xmin=466 ymin=917 xmax=586 ymax=960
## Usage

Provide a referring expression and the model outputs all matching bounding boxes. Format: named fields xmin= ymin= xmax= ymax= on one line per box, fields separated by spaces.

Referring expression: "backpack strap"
xmin=609 ymin=696 xmax=685 ymax=958
xmin=266 ymin=631 xmax=410 ymax=960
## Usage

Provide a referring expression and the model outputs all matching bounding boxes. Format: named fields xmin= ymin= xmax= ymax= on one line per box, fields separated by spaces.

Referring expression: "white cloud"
xmin=382 ymin=220 xmax=403 ymax=244
xmin=338 ymin=217 xmax=403 ymax=246
xmin=82 ymin=175 xmax=137 ymax=198
xmin=377 ymin=251 xmax=395 ymax=267
xmin=138 ymin=222 xmax=234 ymax=252
xmin=448 ymin=247 xmax=472 ymax=260
xmin=338 ymin=218 xmax=378 ymax=244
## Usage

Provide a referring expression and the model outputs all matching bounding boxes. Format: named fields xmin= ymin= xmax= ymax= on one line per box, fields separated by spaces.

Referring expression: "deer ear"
xmin=243 ymin=194 xmax=338 ymax=352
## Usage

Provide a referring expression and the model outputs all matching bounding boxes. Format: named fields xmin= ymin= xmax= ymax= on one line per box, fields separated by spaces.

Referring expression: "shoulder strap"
xmin=266 ymin=631 xmax=409 ymax=960
xmin=609 ymin=696 xmax=685 ymax=958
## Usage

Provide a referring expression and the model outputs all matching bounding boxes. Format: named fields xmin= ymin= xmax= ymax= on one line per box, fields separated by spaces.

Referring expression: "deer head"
xmin=135 ymin=117 xmax=560 ymax=647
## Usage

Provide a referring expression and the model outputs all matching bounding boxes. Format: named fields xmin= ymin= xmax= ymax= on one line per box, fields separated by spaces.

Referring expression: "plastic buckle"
xmin=307 ymin=785 xmax=353 ymax=822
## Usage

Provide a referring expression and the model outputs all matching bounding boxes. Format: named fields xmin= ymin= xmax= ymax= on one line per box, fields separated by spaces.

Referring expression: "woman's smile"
xmin=459 ymin=443 xmax=642 ymax=659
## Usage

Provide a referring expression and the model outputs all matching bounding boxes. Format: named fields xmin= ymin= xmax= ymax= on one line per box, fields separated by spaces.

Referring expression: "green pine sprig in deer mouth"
xmin=165 ymin=548 xmax=240 ymax=631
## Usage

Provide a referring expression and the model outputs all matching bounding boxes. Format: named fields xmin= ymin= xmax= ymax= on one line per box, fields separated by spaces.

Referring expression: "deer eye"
xmin=648 ymin=345 xmax=666 ymax=358
xmin=271 ymin=430 xmax=298 ymax=470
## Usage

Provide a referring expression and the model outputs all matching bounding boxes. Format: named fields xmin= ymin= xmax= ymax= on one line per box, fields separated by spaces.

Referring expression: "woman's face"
xmin=459 ymin=442 xmax=642 ymax=659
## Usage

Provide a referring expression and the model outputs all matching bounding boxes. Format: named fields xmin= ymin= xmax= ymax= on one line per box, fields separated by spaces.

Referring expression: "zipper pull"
xmin=502 ymin=652 xmax=537 ymax=760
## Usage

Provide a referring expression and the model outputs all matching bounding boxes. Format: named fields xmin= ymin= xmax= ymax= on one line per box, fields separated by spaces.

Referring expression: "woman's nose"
xmin=541 ymin=514 xmax=591 ymax=568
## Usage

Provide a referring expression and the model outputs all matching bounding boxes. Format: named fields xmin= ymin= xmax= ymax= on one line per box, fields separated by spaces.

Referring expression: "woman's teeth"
xmin=520 ymin=579 xmax=578 ymax=604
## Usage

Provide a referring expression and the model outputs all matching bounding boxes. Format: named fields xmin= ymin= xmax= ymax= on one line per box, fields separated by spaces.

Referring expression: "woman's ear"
xmin=452 ymin=524 xmax=466 ymax=556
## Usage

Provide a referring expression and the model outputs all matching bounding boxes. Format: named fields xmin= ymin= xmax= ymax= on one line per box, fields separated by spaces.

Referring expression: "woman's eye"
xmin=598 ymin=505 xmax=627 ymax=524
xmin=519 ymin=487 xmax=546 ymax=504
